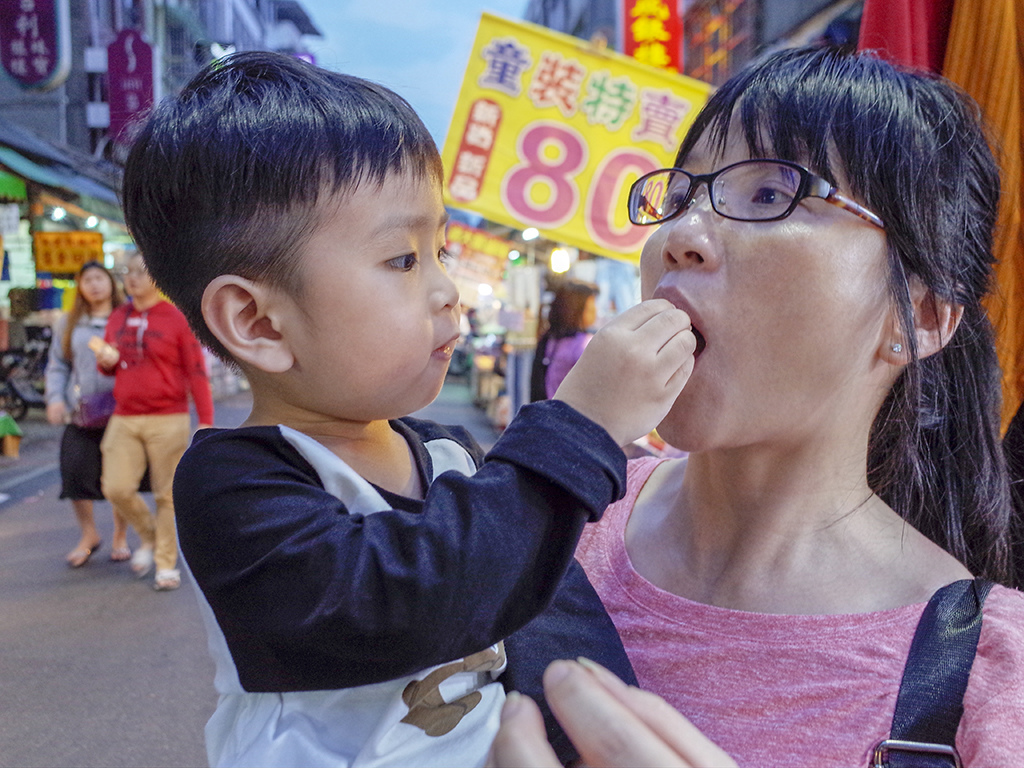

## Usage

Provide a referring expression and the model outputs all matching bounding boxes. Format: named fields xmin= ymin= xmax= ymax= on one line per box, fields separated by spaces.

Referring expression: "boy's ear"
xmin=202 ymin=275 xmax=295 ymax=373
xmin=881 ymin=279 xmax=964 ymax=365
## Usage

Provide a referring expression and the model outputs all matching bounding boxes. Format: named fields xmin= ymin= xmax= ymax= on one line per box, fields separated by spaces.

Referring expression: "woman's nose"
xmin=658 ymin=193 xmax=717 ymax=269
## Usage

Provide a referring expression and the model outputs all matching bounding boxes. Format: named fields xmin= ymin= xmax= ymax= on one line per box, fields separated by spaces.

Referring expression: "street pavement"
xmin=0 ymin=377 xmax=500 ymax=768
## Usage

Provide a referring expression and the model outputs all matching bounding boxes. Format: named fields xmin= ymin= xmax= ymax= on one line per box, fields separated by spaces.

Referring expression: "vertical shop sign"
xmin=622 ymin=0 xmax=682 ymax=72
xmin=0 ymin=0 xmax=71 ymax=90
xmin=107 ymin=29 xmax=154 ymax=143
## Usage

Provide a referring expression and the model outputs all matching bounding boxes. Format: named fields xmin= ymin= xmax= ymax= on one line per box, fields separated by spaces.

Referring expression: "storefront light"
xmin=478 ymin=283 xmax=493 ymax=296
xmin=522 ymin=227 xmax=539 ymax=241
xmin=85 ymin=215 xmax=99 ymax=228
xmin=550 ymin=248 xmax=570 ymax=274
xmin=508 ymin=249 xmax=521 ymax=261
xmin=51 ymin=206 xmax=66 ymax=221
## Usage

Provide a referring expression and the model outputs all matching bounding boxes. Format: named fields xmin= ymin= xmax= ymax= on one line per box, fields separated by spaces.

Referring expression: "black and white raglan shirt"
xmin=174 ymin=399 xmax=635 ymax=767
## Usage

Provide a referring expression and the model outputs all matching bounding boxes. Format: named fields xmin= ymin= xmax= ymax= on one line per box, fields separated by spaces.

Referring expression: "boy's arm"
xmin=176 ymin=401 xmax=623 ymax=692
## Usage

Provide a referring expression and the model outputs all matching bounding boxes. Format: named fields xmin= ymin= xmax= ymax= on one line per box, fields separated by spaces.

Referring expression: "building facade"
xmin=0 ymin=0 xmax=321 ymax=344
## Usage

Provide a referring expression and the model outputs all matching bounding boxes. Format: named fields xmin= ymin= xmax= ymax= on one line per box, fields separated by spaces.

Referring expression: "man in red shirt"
xmin=96 ymin=252 xmax=213 ymax=590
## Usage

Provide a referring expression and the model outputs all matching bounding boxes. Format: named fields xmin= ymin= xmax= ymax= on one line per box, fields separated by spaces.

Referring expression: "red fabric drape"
xmin=857 ymin=0 xmax=955 ymax=72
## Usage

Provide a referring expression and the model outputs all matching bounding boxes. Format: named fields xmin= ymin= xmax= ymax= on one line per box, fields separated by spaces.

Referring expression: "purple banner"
xmin=0 ymin=0 xmax=70 ymax=90
xmin=107 ymin=29 xmax=154 ymax=142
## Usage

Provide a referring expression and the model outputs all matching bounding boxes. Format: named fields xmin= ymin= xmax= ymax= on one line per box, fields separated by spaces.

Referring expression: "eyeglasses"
xmin=117 ymin=265 xmax=149 ymax=278
xmin=627 ymin=159 xmax=885 ymax=229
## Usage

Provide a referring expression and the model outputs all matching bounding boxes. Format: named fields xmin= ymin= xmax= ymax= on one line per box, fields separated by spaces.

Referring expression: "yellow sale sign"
xmin=442 ymin=13 xmax=712 ymax=263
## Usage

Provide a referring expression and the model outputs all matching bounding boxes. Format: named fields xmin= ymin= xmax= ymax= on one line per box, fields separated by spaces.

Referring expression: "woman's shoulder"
xmin=578 ymin=456 xmax=674 ymax=558
xmin=980 ymin=584 xmax=1024 ymax=642
xmin=958 ymin=585 xmax=1024 ymax=757
xmin=970 ymin=584 xmax=1024 ymax=696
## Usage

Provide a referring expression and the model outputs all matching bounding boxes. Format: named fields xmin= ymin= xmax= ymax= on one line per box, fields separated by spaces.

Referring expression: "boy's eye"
xmin=388 ymin=253 xmax=418 ymax=271
xmin=438 ymin=246 xmax=453 ymax=268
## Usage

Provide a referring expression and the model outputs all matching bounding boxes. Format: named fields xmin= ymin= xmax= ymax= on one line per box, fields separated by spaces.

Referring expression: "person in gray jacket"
xmin=44 ymin=261 xmax=129 ymax=567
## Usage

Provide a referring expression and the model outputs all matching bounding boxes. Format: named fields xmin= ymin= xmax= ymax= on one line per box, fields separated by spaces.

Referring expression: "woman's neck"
xmin=626 ymin=441 xmax=970 ymax=613
xmin=87 ymin=299 xmax=113 ymax=318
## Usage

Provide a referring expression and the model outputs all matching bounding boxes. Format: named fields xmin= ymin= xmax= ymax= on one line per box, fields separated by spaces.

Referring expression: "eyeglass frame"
xmin=627 ymin=158 xmax=885 ymax=230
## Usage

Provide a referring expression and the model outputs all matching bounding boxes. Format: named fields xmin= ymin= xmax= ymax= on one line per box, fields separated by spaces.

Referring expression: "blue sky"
xmin=300 ymin=1 xmax=528 ymax=147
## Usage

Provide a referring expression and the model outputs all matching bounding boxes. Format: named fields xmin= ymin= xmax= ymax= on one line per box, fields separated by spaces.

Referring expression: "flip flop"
xmin=153 ymin=569 xmax=181 ymax=591
xmin=130 ymin=547 xmax=154 ymax=578
xmin=67 ymin=541 xmax=102 ymax=568
xmin=110 ymin=546 xmax=132 ymax=562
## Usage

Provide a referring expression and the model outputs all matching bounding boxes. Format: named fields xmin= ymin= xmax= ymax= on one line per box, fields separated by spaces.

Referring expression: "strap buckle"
xmin=872 ymin=739 xmax=962 ymax=768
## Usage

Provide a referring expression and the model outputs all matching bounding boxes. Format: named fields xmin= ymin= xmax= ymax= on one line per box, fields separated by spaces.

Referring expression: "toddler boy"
xmin=121 ymin=52 xmax=694 ymax=767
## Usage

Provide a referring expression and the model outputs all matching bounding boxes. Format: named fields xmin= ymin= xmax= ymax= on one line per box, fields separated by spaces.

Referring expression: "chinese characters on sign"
xmin=443 ymin=14 xmax=711 ymax=263
xmin=0 ymin=0 xmax=70 ymax=90
xmin=623 ymin=0 xmax=683 ymax=72
xmin=107 ymin=28 xmax=155 ymax=143
xmin=445 ymin=221 xmax=512 ymax=296
xmin=34 ymin=231 xmax=103 ymax=274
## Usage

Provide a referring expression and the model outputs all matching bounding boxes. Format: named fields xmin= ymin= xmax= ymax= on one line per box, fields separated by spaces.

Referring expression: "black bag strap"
xmin=873 ymin=578 xmax=994 ymax=768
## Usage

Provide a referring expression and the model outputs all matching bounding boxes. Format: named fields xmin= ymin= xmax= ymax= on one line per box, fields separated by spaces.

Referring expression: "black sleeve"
xmin=501 ymin=559 xmax=637 ymax=765
xmin=175 ymin=399 xmax=626 ymax=692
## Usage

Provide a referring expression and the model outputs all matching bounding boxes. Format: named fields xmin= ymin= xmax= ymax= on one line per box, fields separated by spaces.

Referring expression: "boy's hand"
xmin=553 ymin=299 xmax=695 ymax=447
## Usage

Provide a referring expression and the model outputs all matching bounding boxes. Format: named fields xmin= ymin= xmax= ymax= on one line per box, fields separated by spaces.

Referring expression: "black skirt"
xmin=59 ymin=423 xmax=105 ymax=500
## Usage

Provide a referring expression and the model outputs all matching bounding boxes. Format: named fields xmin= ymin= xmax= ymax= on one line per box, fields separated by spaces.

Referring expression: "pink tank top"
xmin=577 ymin=457 xmax=1024 ymax=767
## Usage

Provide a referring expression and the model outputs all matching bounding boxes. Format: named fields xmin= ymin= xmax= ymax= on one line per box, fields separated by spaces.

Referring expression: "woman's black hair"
xmin=675 ymin=45 xmax=1012 ymax=584
xmin=545 ymin=280 xmax=599 ymax=340
xmin=530 ymin=280 xmax=598 ymax=402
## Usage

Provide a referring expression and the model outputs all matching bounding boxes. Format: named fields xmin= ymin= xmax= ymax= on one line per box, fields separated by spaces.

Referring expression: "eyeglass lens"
xmin=630 ymin=161 xmax=805 ymax=225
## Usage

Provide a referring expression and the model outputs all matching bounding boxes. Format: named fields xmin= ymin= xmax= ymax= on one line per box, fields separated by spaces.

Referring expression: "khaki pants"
xmin=101 ymin=413 xmax=191 ymax=574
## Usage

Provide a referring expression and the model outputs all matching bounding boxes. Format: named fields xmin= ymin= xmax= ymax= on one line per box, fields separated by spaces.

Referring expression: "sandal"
xmin=67 ymin=540 xmax=102 ymax=568
xmin=130 ymin=547 xmax=154 ymax=578
xmin=153 ymin=569 xmax=181 ymax=591
xmin=110 ymin=546 xmax=132 ymax=562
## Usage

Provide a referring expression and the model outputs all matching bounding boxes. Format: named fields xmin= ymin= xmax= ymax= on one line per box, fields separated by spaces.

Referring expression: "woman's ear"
xmin=201 ymin=276 xmax=295 ymax=373
xmin=882 ymin=279 xmax=964 ymax=365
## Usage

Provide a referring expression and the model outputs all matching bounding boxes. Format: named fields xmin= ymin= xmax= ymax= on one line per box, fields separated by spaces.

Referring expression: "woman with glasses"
xmin=44 ymin=261 xmax=130 ymax=566
xmin=492 ymin=46 xmax=1024 ymax=767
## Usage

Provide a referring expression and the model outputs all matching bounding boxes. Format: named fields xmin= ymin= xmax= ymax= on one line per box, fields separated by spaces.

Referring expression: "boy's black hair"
xmin=121 ymin=51 xmax=443 ymax=361
xmin=677 ymin=45 xmax=1012 ymax=584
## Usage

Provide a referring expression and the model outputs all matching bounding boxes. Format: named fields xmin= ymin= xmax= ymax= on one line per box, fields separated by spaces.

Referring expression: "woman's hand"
xmin=487 ymin=659 xmax=736 ymax=768
xmin=46 ymin=401 xmax=66 ymax=426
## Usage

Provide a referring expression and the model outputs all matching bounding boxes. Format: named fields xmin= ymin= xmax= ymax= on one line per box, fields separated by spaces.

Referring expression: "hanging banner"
xmin=622 ymin=0 xmax=683 ymax=71
xmin=107 ymin=29 xmax=155 ymax=143
xmin=442 ymin=13 xmax=711 ymax=264
xmin=0 ymin=0 xmax=71 ymax=91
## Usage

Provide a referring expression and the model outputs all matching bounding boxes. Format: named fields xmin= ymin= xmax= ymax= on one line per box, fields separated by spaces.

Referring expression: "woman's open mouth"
xmin=692 ymin=326 xmax=707 ymax=358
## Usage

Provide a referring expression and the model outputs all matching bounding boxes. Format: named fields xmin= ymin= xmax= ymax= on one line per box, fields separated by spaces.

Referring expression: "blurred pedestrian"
xmin=44 ymin=261 xmax=130 ymax=567
xmin=530 ymin=280 xmax=599 ymax=401
xmin=95 ymin=253 xmax=214 ymax=591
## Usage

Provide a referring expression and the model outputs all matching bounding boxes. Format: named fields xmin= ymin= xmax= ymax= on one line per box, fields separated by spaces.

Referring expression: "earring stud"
xmin=891 ymin=343 xmax=903 ymax=353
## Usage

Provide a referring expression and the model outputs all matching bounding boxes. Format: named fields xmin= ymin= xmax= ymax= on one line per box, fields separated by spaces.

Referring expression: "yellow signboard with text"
xmin=442 ymin=13 xmax=713 ymax=263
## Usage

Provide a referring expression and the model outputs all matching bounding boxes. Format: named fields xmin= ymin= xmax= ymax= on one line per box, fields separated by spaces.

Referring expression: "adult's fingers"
xmin=486 ymin=692 xmax=562 ymax=768
xmin=578 ymin=659 xmax=738 ymax=768
xmin=543 ymin=660 xmax=694 ymax=768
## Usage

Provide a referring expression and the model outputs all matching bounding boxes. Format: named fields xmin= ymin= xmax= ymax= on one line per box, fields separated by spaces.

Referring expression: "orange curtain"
xmin=943 ymin=0 xmax=1024 ymax=429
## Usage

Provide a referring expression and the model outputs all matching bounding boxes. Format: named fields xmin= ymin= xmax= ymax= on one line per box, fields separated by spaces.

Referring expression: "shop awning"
xmin=0 ymin=146 xmax=120 ymax=208
xmin=0 ymin=119 xmax=124 ymax=226
xmin=0 ymin=168 xmax=27 ymax=201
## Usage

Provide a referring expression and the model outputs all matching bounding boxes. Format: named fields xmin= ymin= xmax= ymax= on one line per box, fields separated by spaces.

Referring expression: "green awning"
xmin=0 ymin=145 xmax=123 ymax=224
xmin=0 ymin=168 xmax=27 ymax=200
